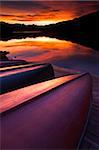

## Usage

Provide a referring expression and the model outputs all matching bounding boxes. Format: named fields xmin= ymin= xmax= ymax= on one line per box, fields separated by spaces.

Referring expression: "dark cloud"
xmin=1 ymin=1 xmax=51 ymax=12
xmin=0 ymin=13 xmax=27 ymax=19
xmin=1 ymin=1 xmax=99 ymax=14
xmin=51 ymin=9 xmax=60 ymax=12
xmin=0 ymin=14 xmax=14 ymax=17
xmin=13 ymin=19 xmax=31 ymax=22
xmin=74 ymin=2 xmax=99 ymax=17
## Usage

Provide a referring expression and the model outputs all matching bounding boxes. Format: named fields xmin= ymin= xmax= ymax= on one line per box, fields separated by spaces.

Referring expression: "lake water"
xmin=0 ymin=36 xmax=99 ymax=75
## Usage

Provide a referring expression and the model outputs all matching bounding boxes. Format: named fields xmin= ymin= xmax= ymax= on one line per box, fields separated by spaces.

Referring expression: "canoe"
xmin=1 ymin=73 xmax=92 ymax=149
xmin=0 ymin=60 xmax=28 ymax=67
xmin=0 ymin=63 xmax=54 ymax=94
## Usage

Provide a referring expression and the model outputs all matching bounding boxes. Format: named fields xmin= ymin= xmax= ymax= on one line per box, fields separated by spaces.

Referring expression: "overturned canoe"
xmin=0 ymin=63 xmax=54 ymax=94
xmin=1 ymin=73 xmax=92 ymax=149
xmin=0 ymin=60 xmax=28 ymax=68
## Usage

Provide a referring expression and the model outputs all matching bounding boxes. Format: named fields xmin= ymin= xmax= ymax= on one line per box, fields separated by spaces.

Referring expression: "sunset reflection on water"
xmin=0 ymin=36 xmax=92 ymax=63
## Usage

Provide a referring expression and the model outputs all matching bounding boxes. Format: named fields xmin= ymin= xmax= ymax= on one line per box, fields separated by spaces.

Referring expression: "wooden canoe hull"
xmin=0 ymin=64 xmax=54 ymax=94
xmin=1 ymin=73 xmax=92 ymax=149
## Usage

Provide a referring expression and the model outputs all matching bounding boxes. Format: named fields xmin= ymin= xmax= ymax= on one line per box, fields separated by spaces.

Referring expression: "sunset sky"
xmin=0 ymin=1 xmax=99 ymax=25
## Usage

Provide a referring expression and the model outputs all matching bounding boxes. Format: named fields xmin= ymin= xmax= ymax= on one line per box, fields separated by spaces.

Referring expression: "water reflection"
xmin=0 ymin=36 xmax=92 ymax=61
xmin=0 ymin=36 xmax=99 ymax=74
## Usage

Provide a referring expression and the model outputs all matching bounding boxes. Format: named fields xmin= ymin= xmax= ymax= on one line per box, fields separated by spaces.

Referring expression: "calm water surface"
xmin=0 ymin=36 xmax=99 ymax=74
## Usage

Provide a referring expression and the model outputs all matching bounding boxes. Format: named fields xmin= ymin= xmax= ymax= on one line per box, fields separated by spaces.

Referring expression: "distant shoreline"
xmin=13 ymin=31 xmax=42 ymax=34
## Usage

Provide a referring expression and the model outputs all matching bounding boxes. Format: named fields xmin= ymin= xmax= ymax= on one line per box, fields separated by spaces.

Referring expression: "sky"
xmin=0 ymin=1 xmax=99 ymax=25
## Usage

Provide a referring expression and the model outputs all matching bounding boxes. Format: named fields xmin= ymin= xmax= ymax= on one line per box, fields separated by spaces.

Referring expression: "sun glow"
xmin=0 ymin=20 xmax=59 ymax=26
xmin=30 ymin=20 xmax=58 ymax=26
xmin=0 ymin=37 xmax=64 ymax=43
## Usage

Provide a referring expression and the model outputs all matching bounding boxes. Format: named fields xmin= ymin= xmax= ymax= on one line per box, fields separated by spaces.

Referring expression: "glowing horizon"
xmin=0 ymin=19 xmax=63 ymax=26
xmin=27 ymin=20 xmax=60 ymax=26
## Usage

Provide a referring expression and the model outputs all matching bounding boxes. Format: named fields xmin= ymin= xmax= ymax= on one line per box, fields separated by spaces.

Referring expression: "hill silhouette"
xmin=43 ymin=11 xmax=99 ymax=50
xmin=0 ymin=11 xmax=98 ymax=50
